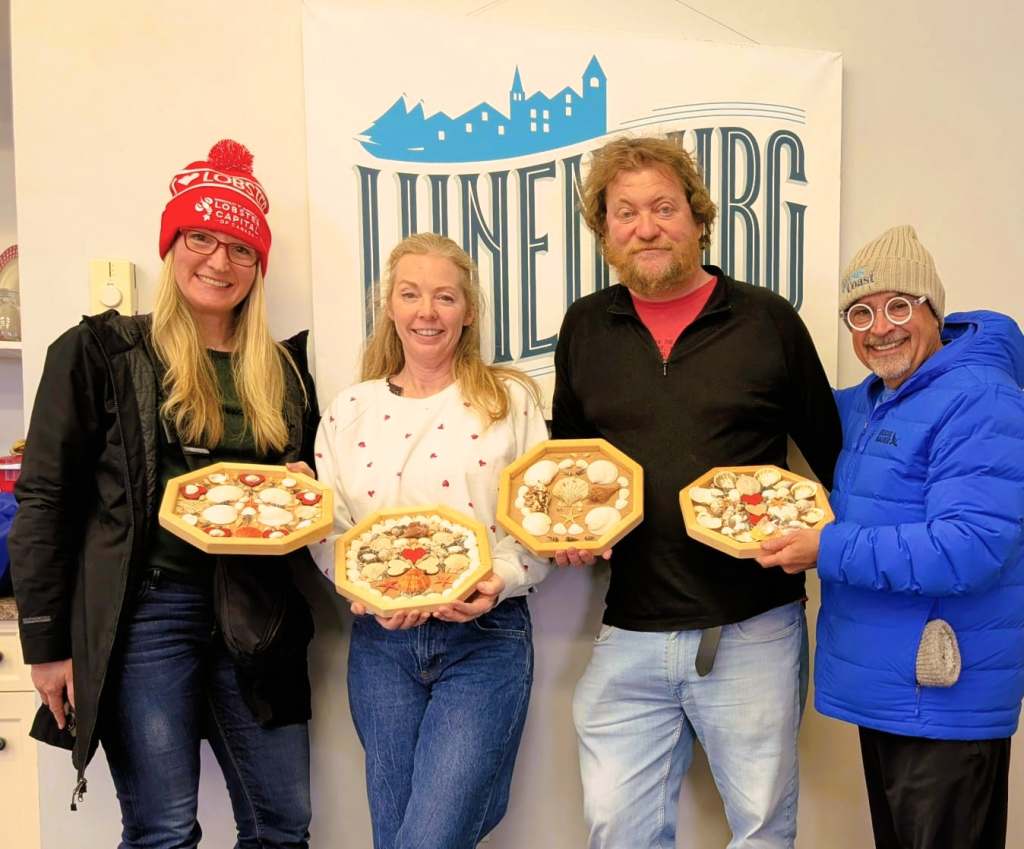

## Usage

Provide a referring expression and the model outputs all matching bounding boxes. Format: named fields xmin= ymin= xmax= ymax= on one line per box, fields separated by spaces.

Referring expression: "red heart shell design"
xmin=298 ymin=491 xmax=322 ymax=505
xmin=240 ymin=473 xmax=265 ymax=487
xmin=183 ymin=484 xmax=206 ymax=500
xmin=402 ymin=547 xmax=427 ymax=564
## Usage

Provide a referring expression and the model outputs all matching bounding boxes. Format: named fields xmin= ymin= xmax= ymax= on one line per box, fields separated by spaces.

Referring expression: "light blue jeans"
xmin=573 ymin=601 xmax=808 ymax=849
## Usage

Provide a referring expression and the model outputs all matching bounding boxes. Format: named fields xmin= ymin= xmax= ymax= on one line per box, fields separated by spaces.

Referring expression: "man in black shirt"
xmin=552 ymin=136 xmax=840 ymax=849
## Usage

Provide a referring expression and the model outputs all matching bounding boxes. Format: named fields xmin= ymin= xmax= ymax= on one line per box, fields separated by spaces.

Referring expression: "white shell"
xmin=281 ymin=477 xmax=297 ymax=488
xmin=575 ymin=459 xmax=588 ymax=469
xmin=201 ymin=504 xmax=237 ymax=525
xmin=182 ymin=514 xmax=198 ymax=526
xmin=523 ymin=512 xmax=552 ymax=536
xmin=614 ymin=499 xmax=628 ymax=511
xmin=586 ymin=459 xmax=618 ymax=484
xmin=756 ymin=468 xmax=782 ymax=487
xmin=728 ymin=489 xmax=741 ymax=503
xmin=207 ymin=484 xmax=244 ymax=504
xmin=295 ymin=505 xmax=319 ymax=520
xmin=689 ymin=487 xmax=718 ymax=505
xmin=240 ymin=506 xmax=257 ymax=517
xmin=258 ymin=487 xmax=293 ymax=506
xmin=697 ymin=513 xmax=723 ymax=529
xmin=558 ymin=458 xmax=574 ymax=470
xmin=567 ymin=523 xmax=584 ymax=535
xmin=769 ymin=504 xmax=799 ymax=522
xmin=713 ymin=471 xmax=737 ymax=490
xmin=525 ymin=460 xmax=560 ymax=486
xmin=258 ymin=505 xmax=294 ymax=527
xmin=184 ymin=484 xmax=202 ymax=496
xmin=361 ymin=562 xmax=386 ymax=581
xmin=552 ymin=522 xmax=568 ymax=535
xmin=296 ymin=519 xmax=312 ymax=528
xmin=517 ymin=485 xmax=528 ymax=497
xmin=734 ymin=531 xmax=754 ymax=543
xmin=514 ymin=498 xmax=526 ymax=511
xmin=208 ymin=473 xmax=227 ymax=484
xmin=617 ymin=476 xmax=629 ymax=487
xmin=736 ymin=475 xmax=760 ymax=495
xmin=802 ymin=508 xmax=826 ymax=524
xmin=792 ymin=482 xmax=818 ymax=500
xmin=759 ymin=520 xmax=778 ymax=535
xmin=386 ymin=559 xmax=409 ymax=576
xmin=585 ymin=506 xmax=621 ymax=534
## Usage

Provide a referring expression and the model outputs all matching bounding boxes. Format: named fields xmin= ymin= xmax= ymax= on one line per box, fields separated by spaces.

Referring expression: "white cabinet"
xmin=0 ymin=620 xmax=41 ymax=849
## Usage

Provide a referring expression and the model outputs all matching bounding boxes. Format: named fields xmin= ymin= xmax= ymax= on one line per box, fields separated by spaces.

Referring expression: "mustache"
xmin=865 ymin=330 xmax=908 ymax=348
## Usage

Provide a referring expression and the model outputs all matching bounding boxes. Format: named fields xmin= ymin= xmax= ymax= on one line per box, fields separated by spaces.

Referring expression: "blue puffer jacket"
xmin=815 ymin=310 xmax=1024 ymax=740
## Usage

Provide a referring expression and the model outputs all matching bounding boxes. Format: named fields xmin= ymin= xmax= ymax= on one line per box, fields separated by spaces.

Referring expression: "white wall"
xmin=8 ymin=1 xmax=1024 ymax=848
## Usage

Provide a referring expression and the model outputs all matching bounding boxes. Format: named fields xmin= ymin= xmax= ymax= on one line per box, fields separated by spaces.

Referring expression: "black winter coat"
xmin=9 ymin=311 xmax=319 ymax=786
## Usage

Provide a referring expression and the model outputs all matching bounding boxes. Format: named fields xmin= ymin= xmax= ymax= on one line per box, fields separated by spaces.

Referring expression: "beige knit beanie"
xmin=839 ymin=225 xmax=945 ymax=327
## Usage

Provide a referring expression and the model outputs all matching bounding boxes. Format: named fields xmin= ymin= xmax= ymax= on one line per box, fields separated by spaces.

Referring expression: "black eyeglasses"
xmin=182 ymin=230 xmax=259 ymax=268
xmin=842 ymin=295 xmax=928 ymax=332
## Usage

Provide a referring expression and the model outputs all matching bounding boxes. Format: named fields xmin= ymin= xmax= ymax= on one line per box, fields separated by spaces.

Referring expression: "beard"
xmin=862 ymin=330 xmax=913 ymax=383
xmin=603 ymin=234 xmax=703 ymax=298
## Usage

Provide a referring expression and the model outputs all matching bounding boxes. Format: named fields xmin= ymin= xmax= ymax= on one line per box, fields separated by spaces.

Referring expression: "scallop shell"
xmin=769 ymin=503 xmax=799 ymax=522
xmin=756 ymin=468 xmax=782 ymax=487
xmin=585 ymin=506 xmax=621 ymax=534
xmin=444 ymin=553 xmax=471 ymax=572
xmin=551 ymin=475 xmax=590 ymax=505
xmin=707 ymin=497 xmax=727 ymax=517
xmin=182 ymin=514 xmax=198 ymax=526
xmin=258 ymin=487 xmax=293 ymax=507
xmin=801 ymin=508 xmax=826 ymax=524
xmin=295 ymin=505 xmax=319 ymax=520
xmin=586 ymin=459 xmax=618 ymax=484
xmin=386 ymin=559 xmax=409 ymax=576
xmin=552 ymin=522 xmax=568 ymax=535
xmin=792 ymin=482 xmax=818 ymax=501
xmin=558 ymin=458 xmax=574 ymax=470
xmin=201 ymin=504 xmax=237 ymax=525
xmin=258 ymin=505 xmax=294 ymax=527
xmin=523 ymin=512 xmax=552 ymax=536
xmin=207 ymin=485 xmax=244 ymax=504
xmin=734 ymin=531 xmax=754 ymax=543
xmin=524 ymin=460 xmax=559 ymax=486
xmin=208 ymin=473 xmax=227 ymax=484
xmin=712 ymin=471 xmax=737 ymax=490
xmin=575 ymin=459 xmax=588 ymax=469
xmin=281 ymin=477 xmax=296 ymax=488
xmin=689 ymin=487 xmax=719 ymax=505
xmin=361 ymin=563 xmax=387 ymax=581
xmin=614 ymin=499 xmax=628 ymax=511
xmin=735 ymin=475 xmax=761 ymax=495
xmin=418 ymin=556 xmax=441 ymax=574
xmin=567 ymin=523 xmax=584 ymax=535
xmin=697 ymin=513 xmax=723 ymax=529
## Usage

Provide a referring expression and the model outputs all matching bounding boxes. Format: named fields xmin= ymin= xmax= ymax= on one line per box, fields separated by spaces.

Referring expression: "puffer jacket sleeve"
xmin=10 ymin=325 xmax=108 ymax=663
xmin=819 ymin=384 xmax=1024 ymax=596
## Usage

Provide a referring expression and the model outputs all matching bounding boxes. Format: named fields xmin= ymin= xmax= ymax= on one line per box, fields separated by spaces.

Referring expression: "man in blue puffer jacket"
xmin=758 ymin=225 xmax=1024 ymax=849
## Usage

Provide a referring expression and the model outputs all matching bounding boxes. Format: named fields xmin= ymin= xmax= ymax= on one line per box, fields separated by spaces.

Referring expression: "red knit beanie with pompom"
xmin=159 ymin=139 xmax=272 ymax=274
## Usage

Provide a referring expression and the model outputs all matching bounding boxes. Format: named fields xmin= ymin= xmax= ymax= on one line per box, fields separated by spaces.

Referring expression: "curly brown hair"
xmin=580 ymin=136 xmax=717 ymax=250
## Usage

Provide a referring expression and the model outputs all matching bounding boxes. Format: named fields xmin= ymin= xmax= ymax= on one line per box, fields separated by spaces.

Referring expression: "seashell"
xmin=792 ymin=482 xmax=818 ymax=501
xmin=762 ymin=489 xmax=778 ymax=500
xmin=258 ymin=505 xmax=294 ymax=527
xmin=728 ymin=489 xmax=741 ymax=503
xmin=745 ymin=502 xmax=768 ymax=516
xmin=802 ymin=508 xmax=826 ymax=525
xmin=418 ymin=556 xmax=440 ymax=574
xmin=258 ymin=487 xmax=292 ymax=507
xmin=201 ymin=504 xmax=237 ymax=525
xmin=182 ymin=514 xmax=198 ymax=526
xmin=359 ymin=550 xmax=379 ymax=563
xmin=775 ymin=481 xmax=791 ymax=492
xmin=614 ymin=499 xmax=628 ymax=511
xmin=514 ymin=498 xmax=526 ymax=511
xmin=756 ymin=467 xmax=782 ymax=487
xmin=447 ymin=545 xmax=465 ymax=554
xmin=769 ymin=504 xmax=799 ymax=522
xmin=586 ymin=460 xmax=618 ymax=485
xmin=296 ymin=519 xmax=312 ymax=529
xmin=208 ymin=473 xmax=227 ymax=484
xmin=734 ymin=531 xmax=754 ymax=543
xmin=523 ymin=485 xmax=550 ymax=513
xmin=758 ymin=520 xmax=778 ymax=536
xmin=575 ymin=459 xmax=588 ymax=469
xmin=558 ymin=458 xmax=575 ymax=470
xmin=568 ymin=523 xmax=584 ymax=535
xmin=788 ymin=520 xmax=808 ymax=529
xmin=585 ymin=506 xmax=621 ymax=534
xmin=444 ymin=553 xmax=471 ymax=572
xmin=617 ymin=476 xmax=629 ymax=487
xmin=369 ymin=536 xmax=392 ymax=551
xmin=551 ymin=475 xmax=590 ymax=505
xmin=281 ymin=477 xmax=296 ymax=488
xmin=387 ymin=559 xmax=410 ymax=576
xmin=707 ymin=497 xmax=727 ymax=517
xmin=694 ymin=505 xmax=708 ymax=515
xmin=618 ymin=488 xmax=630 ymax=501
xmin=518 ymin=485 xmax=529 ymax=497
xmin=720 ymin=526 xmax=735 ymax=536
xmin=241 ymin=506 xmax=257 ymax=517
xmin=361 ymin=563 xmax=387 ymax=581
xmin=295 ymin=505 xmax=319 ymax=520
xmin=207 ymin=484 xmax=244 ymax=504
xmin=432 ymin=531 xmax=455 ymax=546
xmin=795 ymin=499 xmax=815 ymax=512
xmin=713 ymin=471 xmax=737 ymax=490
xmin=552 ymin=522 xmax=567 ymax=535
xmin=736 ymin=475 xmax=760 ymax=495
xmin=523 ymin=512 xmax=552 ymax=536
xmin=234 ymin=500 xmax=247 ymax=510
xmin=697 ymin=513 xmax=723 ymax=529
xmin=689 ymin=487 xmax=718 ymax=505
xmin=525 ymin=460 xmax=560 ymax=486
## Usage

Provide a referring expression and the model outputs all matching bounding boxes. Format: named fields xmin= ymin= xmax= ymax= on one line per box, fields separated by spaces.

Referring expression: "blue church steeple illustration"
xmin=357 ymin=57 xmax=608 ymax=163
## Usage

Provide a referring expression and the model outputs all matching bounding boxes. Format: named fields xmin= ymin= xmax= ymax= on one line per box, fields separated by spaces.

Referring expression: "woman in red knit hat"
xmin=10 ymin=140 xmax=318 ymax=848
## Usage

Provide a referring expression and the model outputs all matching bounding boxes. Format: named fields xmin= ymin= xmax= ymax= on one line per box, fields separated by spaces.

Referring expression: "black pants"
xmin=858 ymin=726 xmax=1010 ymax=849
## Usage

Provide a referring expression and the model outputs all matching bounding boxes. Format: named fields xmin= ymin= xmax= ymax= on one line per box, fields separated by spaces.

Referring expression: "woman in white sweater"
xmin=314 ymin=233 xmax=551 ymax=849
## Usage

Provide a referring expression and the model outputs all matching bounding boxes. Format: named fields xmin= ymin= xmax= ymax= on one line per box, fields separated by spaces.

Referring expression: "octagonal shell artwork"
xmin=334 ymin=505 xmax=493 ymax=617
xmin=497 ymin=438 xmax=644 ymax=557
xmin=158 ymin=462 xmax=333 ymax=555
xmin=679 ymin=464 xmax=834 ymax=559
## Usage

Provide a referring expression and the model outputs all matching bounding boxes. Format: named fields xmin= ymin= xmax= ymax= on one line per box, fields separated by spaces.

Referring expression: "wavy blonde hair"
xmin=361 ymin=233 xmax=538 ymax=425
xmin=151 ymin=249 xmax=299 ymax=452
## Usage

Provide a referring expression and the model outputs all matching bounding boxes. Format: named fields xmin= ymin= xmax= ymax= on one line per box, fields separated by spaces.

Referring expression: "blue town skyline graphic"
xmin=357 ymin=57 xmax=607 ymax=163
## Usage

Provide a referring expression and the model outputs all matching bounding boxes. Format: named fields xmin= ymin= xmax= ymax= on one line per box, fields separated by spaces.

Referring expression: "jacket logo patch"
xmin=875 ymin=429 xmax=898 ymax=446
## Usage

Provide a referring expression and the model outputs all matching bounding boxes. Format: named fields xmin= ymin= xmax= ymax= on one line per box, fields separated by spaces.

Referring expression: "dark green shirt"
xmin=146 ymin=351 xmax=269 ymax=581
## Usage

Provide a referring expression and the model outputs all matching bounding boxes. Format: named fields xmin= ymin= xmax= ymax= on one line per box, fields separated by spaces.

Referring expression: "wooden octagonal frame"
xmin=158 ymin=461 xmax=334 ymax=556
xmin=497 ymin=438 xmax=644 ymax=558
xmin=679 ymin=464 xmax=834 ymax=559
xmin=335 ymin=504 xmax=492 ymax=617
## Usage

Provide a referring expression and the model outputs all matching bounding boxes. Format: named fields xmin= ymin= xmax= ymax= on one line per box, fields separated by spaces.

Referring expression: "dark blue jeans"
xmin=348 ymin=596 xmax=533 ymax=849
xmin=99 ymin=569 xmax=311 ymax=849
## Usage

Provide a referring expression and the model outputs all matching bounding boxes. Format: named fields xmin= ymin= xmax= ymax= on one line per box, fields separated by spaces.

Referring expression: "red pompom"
xmin=207 ymin=139 xmax=254 ymax=174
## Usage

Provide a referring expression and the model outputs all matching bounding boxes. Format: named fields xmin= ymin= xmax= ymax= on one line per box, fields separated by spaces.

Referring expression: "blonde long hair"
xmin=151 ymin=251 xmax=298 ymax=452
xmin=361 ymin=233 xmax=538 ymax=425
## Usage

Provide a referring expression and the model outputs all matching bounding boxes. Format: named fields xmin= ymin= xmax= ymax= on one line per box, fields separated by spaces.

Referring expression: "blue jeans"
xmin=347 ymin=596 xmax=533 ymax=849
xmin=99 ymin=569 xmax=311 ymax=849
xmin=574 ymin=601 xmax=808 ymax=849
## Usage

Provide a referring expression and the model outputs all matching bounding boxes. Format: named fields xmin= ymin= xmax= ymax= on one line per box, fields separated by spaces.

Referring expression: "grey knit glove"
xmin=915 ymin=619 xmax=961 ymax=687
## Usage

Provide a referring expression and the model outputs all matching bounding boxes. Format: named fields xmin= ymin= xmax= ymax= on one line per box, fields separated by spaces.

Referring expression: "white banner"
xmin=303 ymin=2 xmax=842 ymax=409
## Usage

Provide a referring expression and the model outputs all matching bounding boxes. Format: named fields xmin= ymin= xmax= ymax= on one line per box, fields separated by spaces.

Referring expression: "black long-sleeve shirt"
xmin=552 ymin=269 xmax=841 ymax=631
